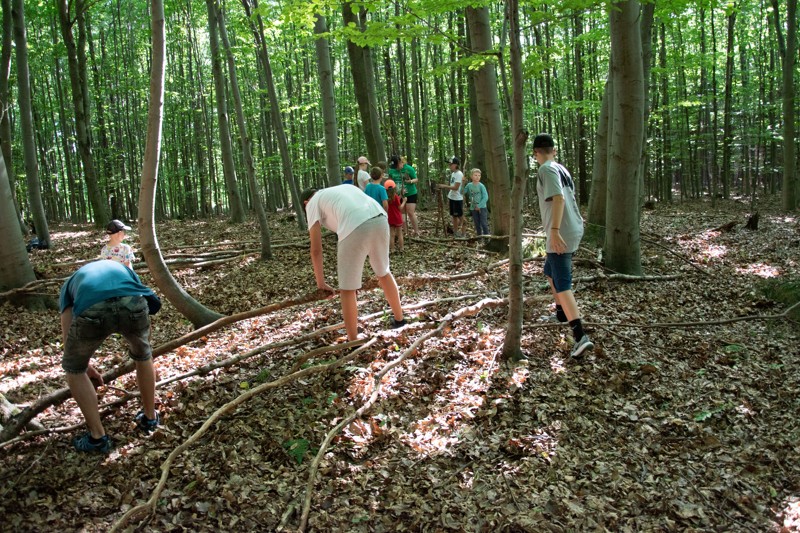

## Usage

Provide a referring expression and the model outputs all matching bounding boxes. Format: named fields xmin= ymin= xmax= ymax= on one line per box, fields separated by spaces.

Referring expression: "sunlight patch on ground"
xmin=549 ymin=352 xmax=566 ymax=373
xmin=399 ymin=347 xmax=500 ymax=457
xmin=779 ymin=496 xmax=800 ymax=530
xmin=0 ymin=347 xmax=62 ymax=395
xmin=735 ymin=262 xmax=781 ymax=278
xmin=697 ymin=241 xmax=727 ymax=261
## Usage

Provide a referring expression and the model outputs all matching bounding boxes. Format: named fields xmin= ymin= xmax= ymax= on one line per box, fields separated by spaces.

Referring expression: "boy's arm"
xmin=480 ymin=184 xmax=489 ymax=206
xmin=549 ymin=195 xmax=568 ymax=254
xmin=382 ymin=199 xmax=389 ymax=212
xmin=309 ymin=222 xmax=334 ymax=292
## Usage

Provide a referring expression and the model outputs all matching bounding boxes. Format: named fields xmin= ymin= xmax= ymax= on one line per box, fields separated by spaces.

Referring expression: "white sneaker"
xmin=570 ymin=335 xmax=594 ymax=358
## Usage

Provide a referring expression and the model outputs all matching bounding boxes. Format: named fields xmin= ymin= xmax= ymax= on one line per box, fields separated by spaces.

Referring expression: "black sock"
xmin=555 ymin=305 xmax=568 ymax=323
xmin=89 ymin=435 xmax=105 ymax=444
xmin=569 ymin=319 xmax=585 ymax=342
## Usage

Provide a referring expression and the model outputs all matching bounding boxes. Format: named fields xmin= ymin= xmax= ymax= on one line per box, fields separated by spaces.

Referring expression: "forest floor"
xmin=1 ymin=197 xmax=799 ymax=532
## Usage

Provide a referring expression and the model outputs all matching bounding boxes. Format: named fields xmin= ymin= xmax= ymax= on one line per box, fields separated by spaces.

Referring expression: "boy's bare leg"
xmin=135 ymin=359 xmax=157 ymax=419
xmin=66 ymin=373 xmax=105 ymax=438
xmin=377 ymin=272 xmax=403 ymax=321
xmin=548 ymin=277 xmax=580 ymax=320
xmin=340 ymin=289 xmax=359 ymax=340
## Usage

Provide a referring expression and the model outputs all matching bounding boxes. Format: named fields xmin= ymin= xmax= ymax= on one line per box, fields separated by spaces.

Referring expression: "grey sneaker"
xmin=570 ymin=335 xmax=594 ymax=358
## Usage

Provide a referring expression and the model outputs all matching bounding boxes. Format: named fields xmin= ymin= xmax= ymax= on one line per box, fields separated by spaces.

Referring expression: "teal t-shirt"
xmin=462 ymin=181 xmax=489 ymax=209
xmin=364 ymin=182 xmax=388 ymax=206
xmin=60 ymin=260 xmax=156 ymax=317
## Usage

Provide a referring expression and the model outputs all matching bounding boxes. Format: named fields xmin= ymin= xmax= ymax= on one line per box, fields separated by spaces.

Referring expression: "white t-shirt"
xmin=305 ymin=185 xmax=385 ymax=241
xmin=357 ymin=169 xmax=371 ymax=190
xmin=448 ymin=170 xmax=464 ymax=201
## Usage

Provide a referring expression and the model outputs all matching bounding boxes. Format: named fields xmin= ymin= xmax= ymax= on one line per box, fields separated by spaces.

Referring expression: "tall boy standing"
xmin=533 ymin=133 xmax=594 ymax=357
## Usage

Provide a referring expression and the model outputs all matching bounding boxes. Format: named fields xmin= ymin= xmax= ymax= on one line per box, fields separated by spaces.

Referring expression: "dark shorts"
xmin=62 ymin=296 xmax=152 ymax=374
xmin=405 ymin=193 xmax=417 ymax=204
xmin=449 ymin=199 xmax=464 ymax=217
xmin=543 ymin=252 xmax=573 ymax=293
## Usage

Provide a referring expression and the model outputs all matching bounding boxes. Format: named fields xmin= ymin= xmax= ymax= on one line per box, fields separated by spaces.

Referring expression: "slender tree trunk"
xmin=0 ymin=0 xmax=25 ymax=235
xmin=57 ymin=0 xmax=108 ymax=226
xmin=205 ymin=0 xmax=245 ymax=223
xmin=216 ymin=2 xmax=271 ymax=259
xmin=771 ymin=0 xmax=798 ymax=211
xmin=342 ymin=2 xmax=385 ymax=163
xmin=314 ymin=14 xmax=340 ymax=188
xmin=12 ymin=0 xmax=49 ymax=247
xmin=587 ymin=76 xmax=611 ymax=227
xmin=242 ymin=0 xmax=305 ymax=230
xmin=139 ymin=0 xmax=223 ymax=328
xmin=573 ymin=14 xmax=588 ymax=206
xmin=722 ymin=8 xmax=737 ymax=200
xmin=503 ymin=0 xmax=528 ymax=361
xmin=466 ymin=5 xmax=511 ymax=249
xmin=638 ymin=2 xmax=655 ymax=206
xmin=606 ymin=0 xmax=643 ymax=275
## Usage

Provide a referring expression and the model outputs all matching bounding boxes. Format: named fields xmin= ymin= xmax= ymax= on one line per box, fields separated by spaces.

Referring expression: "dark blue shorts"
xmin=543 ymin=252 xmax=573 ymax=293
xmin=449 ymin=199 xmax=464 ymax=217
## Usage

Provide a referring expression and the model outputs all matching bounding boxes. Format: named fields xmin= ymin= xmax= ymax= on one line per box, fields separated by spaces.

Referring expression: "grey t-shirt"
xmin=536 ymin=160 xmax=583 ymax=253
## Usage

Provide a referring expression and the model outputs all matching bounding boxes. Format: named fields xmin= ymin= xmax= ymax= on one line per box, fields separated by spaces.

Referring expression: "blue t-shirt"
xmin=364 ymin=182 xmax=388 ymax=206
xmin=60 ymin=260 xmax=156 ymax=317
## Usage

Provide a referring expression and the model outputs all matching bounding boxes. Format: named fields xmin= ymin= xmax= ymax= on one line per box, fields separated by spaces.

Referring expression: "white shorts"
xmin=337 ymin=215 xmax=390 ymax=290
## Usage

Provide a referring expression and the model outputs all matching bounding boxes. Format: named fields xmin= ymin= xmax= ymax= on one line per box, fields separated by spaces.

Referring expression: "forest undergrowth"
xmin=1 ymin=198 xmax=798 ymax=532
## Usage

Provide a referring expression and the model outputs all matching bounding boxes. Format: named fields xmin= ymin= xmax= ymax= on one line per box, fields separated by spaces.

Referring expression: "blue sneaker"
xmin=134 ymin=410 xmax=160 ymax=432
xmin=570 ymin=335 xmax=595 ymax=358
xmin=73 ymin=433 xmax=112 ymax=453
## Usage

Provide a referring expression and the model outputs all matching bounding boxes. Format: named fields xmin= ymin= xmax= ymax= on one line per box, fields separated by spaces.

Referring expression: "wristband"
xmin=551 ymin=227 xmax=560 ymax=230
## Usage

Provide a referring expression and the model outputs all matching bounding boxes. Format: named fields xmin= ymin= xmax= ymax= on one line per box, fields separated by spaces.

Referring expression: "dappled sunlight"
xmin=399 ymin=347 xmax=501 ymax=457
xmin=735 ymin=262 xmax=781 ymax=278
xmin=549 ymin=352 xmax=567 ymax=373
xmin=779 ymin=496 xmax=800 ymax=530
xmin=0 ymin=347 xmax=62 ymax=395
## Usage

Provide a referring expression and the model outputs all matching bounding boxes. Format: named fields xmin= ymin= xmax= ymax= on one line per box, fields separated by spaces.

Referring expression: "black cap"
xmin=390 ymin=155 xmax=401 ymax=168
xmin=449 ymin=156 xmax=460 ymax=166
xmin=532 ymin=133 xmax=555 ymax=149
xmin=106 ymin=219 xmax=131 ymax=234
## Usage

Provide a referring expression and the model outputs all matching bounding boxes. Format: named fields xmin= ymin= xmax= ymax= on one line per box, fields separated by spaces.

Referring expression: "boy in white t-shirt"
xmin=437 ymin=157 xmax=465 ymax=237
xmin=301 ymin=185 xmax=405 ymax=340
xmin=100 ymin=220 xmax=135 ymax=268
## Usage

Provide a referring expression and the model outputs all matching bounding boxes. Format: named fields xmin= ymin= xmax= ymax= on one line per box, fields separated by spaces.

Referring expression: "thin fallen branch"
xmin=0 ymin=290 xmax=329 ymax=443
xmin=640 ymin=235 xmax=710 ymax=276
xmin=109 ymin=338 xmax=379 ymax=533
xmin=0 ymin=279 xmax=64 ymax=301
xmin=297 ymin=296 xmax=507 ymax=532
xmin=524 ymin=273 xmax=681 ymax=283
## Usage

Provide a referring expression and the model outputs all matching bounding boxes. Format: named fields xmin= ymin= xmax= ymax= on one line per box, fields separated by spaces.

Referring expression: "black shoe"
xmin=390 ymin=318 xmax=407 ymax=329
xmin=134 ymin=410 xmax=160 ymax=432
xmin=73 ymin=433 xmax=113 ymax=453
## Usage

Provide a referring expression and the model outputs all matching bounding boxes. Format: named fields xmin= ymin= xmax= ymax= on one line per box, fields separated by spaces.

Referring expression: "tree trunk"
xmin=205 ymin=0 xmax=245 ymax=224
xmin=12 ymin=0 xmax=50 ymax=247
xmin=314 ymin=14 xmax=340 ymax=188
xmin=722 ymin=8 xmax=736 ymax=200
xmin=638 ymin=2 xmax=655 ymax=206
xmin=0 ymin=0 xmax=26 ymax=236
xmin=606 ymin=0 xmax=643 ymax=275
xmin=138 ymin=0 xmax=223 ymax=328
xmin=587 ymin=75 xmax=611 ymax=227
xmin=502 ymin=0 xmax=528 ymax=362
xmin=466 ymin=5 xmax=512 ymax=250
xmin=573 ymin=14 xmax=588 ymax=206
xmin=57 ymin=0 xmax=109 ymax=226
xmin=216 ymin=1 xmax=271 ymax=259
xmin=0 ymin=151 xmax=43 ymax=309
xmin=342 ymin=2 xmax=386 ymax=164
xmin=242 ymin=0 xmax=305 ymax=230
xmin=771 ymin=0 xmax=798 ymax=211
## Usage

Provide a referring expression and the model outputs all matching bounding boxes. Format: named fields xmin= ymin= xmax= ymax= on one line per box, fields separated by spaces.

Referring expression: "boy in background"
xmin=462 ymin=168 xmax=490 ymax=236
xmin=437 ymin=157 xmax=465 ymax=237
xmin=364 ymin=166 xmax=389 ymax=211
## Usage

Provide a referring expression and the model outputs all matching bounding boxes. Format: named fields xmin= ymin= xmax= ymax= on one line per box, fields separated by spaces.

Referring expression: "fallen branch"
xmin=0 ymin=279 xmax=64 ymax=301
xmin=640 ymin=235 xmax=709 ymax=276
xmin=0 ymin=290 xmax=330 ymax=443
xmin=297 ymin=296 xmax=507 ymax=532
xmin=109 ymin=338 xmax=379 ymax=533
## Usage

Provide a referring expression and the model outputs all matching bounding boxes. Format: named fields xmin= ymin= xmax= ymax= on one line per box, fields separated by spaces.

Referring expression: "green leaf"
xmin=283 ymin=438 xmax=311 ymax=464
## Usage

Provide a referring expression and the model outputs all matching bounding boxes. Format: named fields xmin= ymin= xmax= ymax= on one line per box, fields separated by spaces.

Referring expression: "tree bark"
xmin=0 ymin=151 xmax=42 ymax=309
xmin=606 ymin=0 xmax=643 ymax=275
xmin=0 ymin=0 xmax=26 ymax=236
xmin=216 ymin=1 xmax=271 ymax=259
xmin=138 ymin=0 xmax=223 ymax=328
xmin=205 ymin=0 xmax=245 ymax=223
xmin=57 ymin=0 xmax=109 ymax=226
xmin=502 ymin=0 xmax=528 ymax=361
xmin=12 ymin=0 xmax=49 ymax=247
xmin=241 ymin=0 xmax=306 ymax=230
xmin=342 ymin=2 xmax=386 ymax=164
xmin=722 ymin=8 xmax=736 ymax=200
xmin=314 ymin=14 xmax=341 ymax=188
xmin=587 ymin=75 xmax=611 ymax=227
xmin=466 ymin=5 xmax=512 ymax=250
xmin=771 ymin=0 xmax=798 ymax=211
